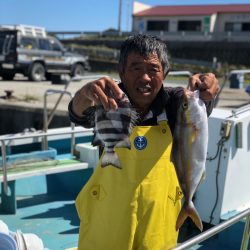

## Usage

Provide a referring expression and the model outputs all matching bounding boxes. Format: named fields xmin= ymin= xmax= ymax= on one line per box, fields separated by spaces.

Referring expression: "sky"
xmin=0 ymin=0 xmax=250 ymax=32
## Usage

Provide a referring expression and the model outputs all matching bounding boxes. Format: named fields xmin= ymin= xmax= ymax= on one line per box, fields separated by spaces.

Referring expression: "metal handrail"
xmin=0 ymin=128 xmax=93 ymax=194
xmin=43 ymin=89 xmax=74 ymax=152
xmin=168 ymin=71 xmax=192 ymax=77
xmin=216 ymin=69 xmax=250 ymax=108
xmin=173 ymin=207 xmax=250 ymax=250
xmin=231 ymin=104 xmax=250 ymax=118
xmin=241 ymin=214 xmax=250 ymax=250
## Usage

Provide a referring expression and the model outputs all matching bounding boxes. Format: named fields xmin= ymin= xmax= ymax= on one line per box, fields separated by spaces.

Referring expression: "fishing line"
xmin=208 ymin=137 xmax=226 ymax=224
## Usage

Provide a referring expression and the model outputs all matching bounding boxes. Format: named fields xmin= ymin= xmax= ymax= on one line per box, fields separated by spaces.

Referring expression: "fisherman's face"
xmin=120 ymin=52 xmax=164 ymax=110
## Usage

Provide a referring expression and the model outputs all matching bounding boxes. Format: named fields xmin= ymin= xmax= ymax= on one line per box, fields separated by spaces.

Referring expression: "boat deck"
xmin=1 ymin=198 xmax=248 ymax=250
xmin=0 ymin=128 xmax=249 ymax=249
xmin=178 ymin=219 xmax=248 ymax=250
xmin=1 ymin=193 xmax=79 ymax=249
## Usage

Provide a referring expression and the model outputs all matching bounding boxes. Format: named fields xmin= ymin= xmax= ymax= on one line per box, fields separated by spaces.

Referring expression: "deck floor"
xmin=0 ymin=194 xmax=249 ymax=250
xmin=178 ymin=219 xmax=248 ymax=250
xmin=0 ymin=193 xmax=79 ymax=250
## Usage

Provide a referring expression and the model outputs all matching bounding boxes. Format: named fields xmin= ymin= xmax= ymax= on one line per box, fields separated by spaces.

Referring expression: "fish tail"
xmin=101 ymin=151 xmax=122 ymax=169
xmin=176 ymin=201 xmax=203 ymax=231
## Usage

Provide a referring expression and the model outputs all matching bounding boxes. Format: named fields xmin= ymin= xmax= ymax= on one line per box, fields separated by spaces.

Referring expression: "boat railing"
xmin=173 ymin=207 xmax=250 ymax=250
xmin=0 ymin=128 xmax=93 ymax=194
xmin=215 ymin=69 xmax=250 ymax=107
xmin=43 ymin=88 xmax=75 ymax=151
xmin=168 ymin=71 xmax=192 ymax=77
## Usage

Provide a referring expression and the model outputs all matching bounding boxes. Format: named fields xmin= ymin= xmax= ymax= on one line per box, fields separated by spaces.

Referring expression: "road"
xmin=0 ymin=74 xmax=249 ymax=114
xmin=0 ymin=74 xmax=108 ymax=113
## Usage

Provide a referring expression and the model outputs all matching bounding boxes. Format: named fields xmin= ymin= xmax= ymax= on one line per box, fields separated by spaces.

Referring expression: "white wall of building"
xmin=214 ymin=13 xmax=250 ymax=32
xmin=133 ymin=15 xmax=207 ymax=32
xmin=132 ymin=12 xmax=250 ymax=41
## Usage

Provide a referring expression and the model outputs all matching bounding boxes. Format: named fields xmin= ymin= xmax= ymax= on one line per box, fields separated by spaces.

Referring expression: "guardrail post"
xmin=240 ymin=215 xmax=250 ymax=250
xmin=1 ymin=139 xmax=8 ymax=194
xmin=42 ymin=92 xmax=49 ymax=150
xmin=1 ymin=180 xmax=16 ymax=214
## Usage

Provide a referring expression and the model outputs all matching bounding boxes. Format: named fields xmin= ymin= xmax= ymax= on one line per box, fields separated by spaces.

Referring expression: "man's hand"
xmin=188 ymin=73 xmax=220 ymax=102
xmin=72 ymin=77 xmax=123 ymax=116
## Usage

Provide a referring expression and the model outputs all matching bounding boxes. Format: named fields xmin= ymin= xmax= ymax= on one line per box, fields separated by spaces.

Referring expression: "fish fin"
xmin=115 ymin=137 xmax=131 ymax=149
xmin=92 ymin=131 xmax=104 ymax=147
xmin=128 ymin=108 xmax=139 ymax=132
xmin=191 ymin=127 xmax=199 ymax=143
xmin=197 ymin=170 xmax=206 ymax=187
xmin=92 ymin=137 xmax=103 ymax=147
xmin=101 ymin=151 xmax=122 ymax=169
xmin=176 ymin=201 xmax=203 ymax=232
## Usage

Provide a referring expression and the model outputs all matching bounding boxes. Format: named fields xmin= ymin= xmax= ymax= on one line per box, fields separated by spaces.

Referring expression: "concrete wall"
xmin=0 ymin=105 xmax=70 ymax=135
xmin=63 ymin=39 xmax=250 ymax=67
xmin=167 ymin=41 xmax=250 ymax=65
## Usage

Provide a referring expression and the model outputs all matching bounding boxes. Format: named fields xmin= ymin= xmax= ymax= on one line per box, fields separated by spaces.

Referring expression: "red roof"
xmin=133 ymin=4 xmax=250 ymax=17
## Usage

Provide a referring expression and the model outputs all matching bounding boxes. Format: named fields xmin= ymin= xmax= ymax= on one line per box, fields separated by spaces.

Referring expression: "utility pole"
xmin=126 ymin=0 xmax=130 ymax=31
xmin=118 ymin=0 xmax=122 ymax=36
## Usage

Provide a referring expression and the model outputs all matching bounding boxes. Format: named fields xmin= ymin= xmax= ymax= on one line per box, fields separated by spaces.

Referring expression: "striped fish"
xmin=172 ymin=90 xmax=208 ymax=231
xmin=93 ymin=92 xmax=138 ymax=169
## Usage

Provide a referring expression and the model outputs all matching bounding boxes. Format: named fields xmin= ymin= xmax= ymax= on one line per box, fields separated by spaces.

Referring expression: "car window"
xmin=38 ymin=38 xmax=51 ymax=50
xmin=0 ymin=34 xmax=5 ymax=53
xmin=20 ymin=37 xmax=37 ymax=49
xmin=0 ymin=33 xmax=16 ymax=53
xmin=49 ymin=39 xmax=62 ymax=51
xmin=8 ymin=35 xmax=16 ymax=51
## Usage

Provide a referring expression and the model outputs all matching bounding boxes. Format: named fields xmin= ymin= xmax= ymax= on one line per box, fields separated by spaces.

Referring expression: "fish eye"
xmin=182 ymin=102 xmax=188 ymax=110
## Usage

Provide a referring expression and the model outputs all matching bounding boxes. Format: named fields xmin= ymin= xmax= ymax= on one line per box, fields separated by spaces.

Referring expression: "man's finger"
xmin=108 ymin=97 xmax=118 ymax=110
xmin=199 ymin=90 xmax=213 ymax=101
xmin=200 ymin=74 xmax=219 ymax=93
xmin=91 ymin=83 xmax=110 ymax=110
xmin=104 ymin=77 xmax=123 ymax=99
xmin=188 ymin=74 xmax=202 ymax=90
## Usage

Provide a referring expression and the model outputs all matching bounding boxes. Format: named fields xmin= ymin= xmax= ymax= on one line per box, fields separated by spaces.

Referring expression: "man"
xmin=68 ymin=34 xmax=219 ymax=250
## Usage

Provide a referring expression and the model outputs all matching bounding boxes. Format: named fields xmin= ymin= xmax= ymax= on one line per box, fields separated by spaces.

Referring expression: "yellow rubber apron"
xmin=75 ymin=113 xmax=183 ymax=250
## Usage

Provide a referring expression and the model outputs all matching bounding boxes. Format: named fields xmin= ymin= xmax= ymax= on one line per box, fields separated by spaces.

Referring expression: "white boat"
xmin=0 ymin=73 xmax=249 ymax=250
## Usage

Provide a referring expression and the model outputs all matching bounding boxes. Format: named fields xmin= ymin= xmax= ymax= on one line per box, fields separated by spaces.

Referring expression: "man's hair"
xmin=118 ymin=34 xmax=170 ymax=78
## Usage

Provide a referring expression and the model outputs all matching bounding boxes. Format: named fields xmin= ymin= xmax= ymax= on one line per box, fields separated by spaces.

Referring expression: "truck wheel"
xmin=1 ymin=73 xmax=15 ymax=80
xmin=72 ymin=64 xmax=85 ymax=77
xmin=29 ymin=63 xmax=45 ymax=81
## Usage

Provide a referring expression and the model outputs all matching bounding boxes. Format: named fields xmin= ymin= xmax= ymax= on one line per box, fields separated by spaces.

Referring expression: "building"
xmin=132 ymin=2 xmax=250 ymax=42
